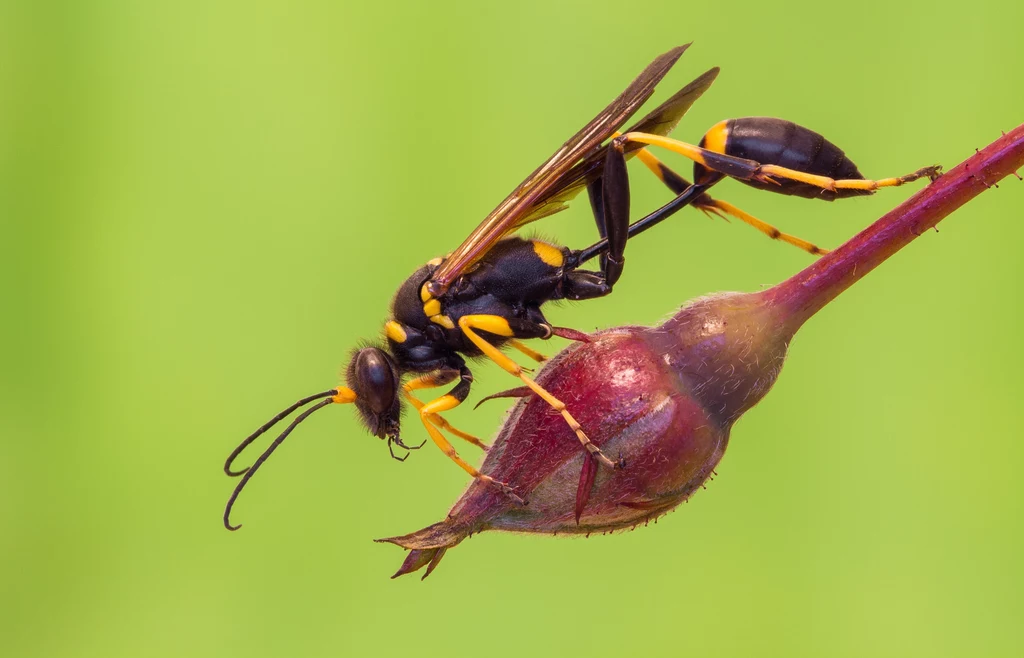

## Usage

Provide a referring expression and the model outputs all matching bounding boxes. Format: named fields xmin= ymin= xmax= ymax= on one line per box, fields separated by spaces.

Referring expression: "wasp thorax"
xmin=347 ymin=347 xmax=401 ymax=438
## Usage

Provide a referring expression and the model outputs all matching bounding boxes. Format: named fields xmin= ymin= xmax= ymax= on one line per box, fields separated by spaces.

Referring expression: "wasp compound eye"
xmin=346 ymin=347 xmax=401 ymax=439
xmin=350 ymin=348 xmax=397 ymax=414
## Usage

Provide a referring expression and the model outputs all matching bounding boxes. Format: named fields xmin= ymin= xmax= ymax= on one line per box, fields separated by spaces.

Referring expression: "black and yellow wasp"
xmin=223 ymin=43 xmax=938 ymax=528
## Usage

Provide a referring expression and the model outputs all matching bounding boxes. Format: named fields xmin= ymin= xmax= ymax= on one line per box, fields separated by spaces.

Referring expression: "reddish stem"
xmin=762 ymin=124 xmax=1024 ymax=329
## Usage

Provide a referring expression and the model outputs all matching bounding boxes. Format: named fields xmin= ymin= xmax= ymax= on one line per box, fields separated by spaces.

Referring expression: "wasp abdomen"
xmin=698 ymin=117 xmax=870 ymax=201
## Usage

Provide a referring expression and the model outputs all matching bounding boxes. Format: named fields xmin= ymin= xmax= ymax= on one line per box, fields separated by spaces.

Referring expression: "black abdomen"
xmin=699 ymin=117 xmax=870 ymax=201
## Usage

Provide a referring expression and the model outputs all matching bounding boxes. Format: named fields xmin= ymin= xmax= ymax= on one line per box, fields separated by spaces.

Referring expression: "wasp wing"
xmin=428 ymin=44 xmax=691 ymax=294
xmin=513 ymin=65 xmax=720 ymax=226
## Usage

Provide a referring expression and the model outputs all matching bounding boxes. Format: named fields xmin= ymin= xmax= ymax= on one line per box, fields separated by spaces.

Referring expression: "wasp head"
xmin=346 ymin=346 xmax=402 ymax=440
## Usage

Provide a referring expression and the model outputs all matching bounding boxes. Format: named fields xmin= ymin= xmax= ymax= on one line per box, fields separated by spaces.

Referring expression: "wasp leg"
xmin=611 ymin=128 xmax=704 ymax=198
xmin=586 ymin=162 xmax=609 ymax=274
xmin=458 ymin=314 xmax=621 ymax=470
xmin=585 ymin=132 xmax=830 ymax=259
xmin=586 ymin=139 xmax=630 ymax=286
xmin=587 ymin=142 xmax=631 ymax=286
xmin=404 ymin=370 xmax=487 ymax=450
xmin=615 ymin=131 xmax=939 ymax=194
xmin=631 ymin=144 xmax=829 ymax=255
xmin=508 ymin=339 xmax=547 ymax=363
xmin=757 ymin=164 xmax=941 ymax=192
xmin=560 ymin=270 xmax=612 ymax=301
xmin=699 ymin=198 xmax=828 ymax=255
xmin=571 ymin=181 xmax=716 ymax=269
xmin=414 ymin=367 xmax=525 ymax=505
xmin=387 ymin=437 xmax=411 ymax=462
xmin=474 ymin=386 xmax=533 ymax=409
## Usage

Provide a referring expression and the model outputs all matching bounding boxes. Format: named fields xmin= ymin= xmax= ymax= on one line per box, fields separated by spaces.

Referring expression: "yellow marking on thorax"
xmin=426 ymin=256 xmax=443 ymax=267
xmin=385 ymin=321 xmax=407 ymax=343
xmin=419 ymin=281 xmax=454 ymax=329
xmin=702 ymin=119 xmax=730 ymax=155
xmin=432 ymin=315 xmax=455 ymax=329
xmin=531 ymin=240 xmax=564 ymax=268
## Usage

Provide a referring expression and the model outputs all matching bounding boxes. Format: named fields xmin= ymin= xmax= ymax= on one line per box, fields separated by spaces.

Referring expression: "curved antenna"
xmin=223 ymin=398 xmax=335 ymax=531
xmin=224 ymin=389 xmax=341 ymax=477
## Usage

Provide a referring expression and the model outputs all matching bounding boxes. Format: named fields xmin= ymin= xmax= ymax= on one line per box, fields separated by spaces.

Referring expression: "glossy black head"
xmin=346 ymin=346 xmax=402 ymax=439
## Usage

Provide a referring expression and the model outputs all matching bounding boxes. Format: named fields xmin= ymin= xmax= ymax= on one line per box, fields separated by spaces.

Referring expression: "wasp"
xmin=223 ymin=43 xmax=939 ymax=529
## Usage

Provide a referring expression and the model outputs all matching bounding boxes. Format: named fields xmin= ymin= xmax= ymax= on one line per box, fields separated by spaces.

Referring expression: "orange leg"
xmin=616 ymin=131 xmax=940 ymax=193
xmin=697 ymin=198 xmax=829 ymax=256
xmin=508 ymin=339 xmax=548 ymax=363
xmin=614 ymin=132 xmax=829 ymax=256
xmin=403 ymin=372 xmax=487 ymax=450
xmin=458 ymin=315 xmax=621 ymax=470
xmin=416 ymin=387 xmax=524 ymax=505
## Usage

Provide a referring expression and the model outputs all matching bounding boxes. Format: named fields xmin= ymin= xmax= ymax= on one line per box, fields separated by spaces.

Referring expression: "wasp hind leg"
xmin=563 ymin=144 xmax=629 ymax=301
xmin=615 ymin=131 xmax=940 ymax=195
xmin=753 ymin=162 xmax=940 ymax=193
xmin=458 ymin=314 xmax=623 ymax=470
xmin=696 ymin=197 xmax=829 ymax=255
xmin=622 ymin=137 xmax=832 ymax=256
xmin=586 ymin=143 xmax=630 ymax=287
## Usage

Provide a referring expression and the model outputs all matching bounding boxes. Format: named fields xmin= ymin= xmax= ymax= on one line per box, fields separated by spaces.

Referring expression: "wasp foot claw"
xmin=481 ymin=475 xmax=526 ymax=506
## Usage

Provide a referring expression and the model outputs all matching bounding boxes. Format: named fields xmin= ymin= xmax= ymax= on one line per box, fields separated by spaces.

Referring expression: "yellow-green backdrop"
xmin=3 ymin=1 xmax=1023 ymax=656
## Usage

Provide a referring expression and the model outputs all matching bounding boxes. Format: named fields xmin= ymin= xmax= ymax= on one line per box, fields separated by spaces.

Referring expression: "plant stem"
xmin=761 ymin=124 xmax=1024 ymax=329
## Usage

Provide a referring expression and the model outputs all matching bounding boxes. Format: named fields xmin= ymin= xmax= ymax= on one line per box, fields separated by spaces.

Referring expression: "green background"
xmin=4 ymin=1 xmax=1023 ymax=656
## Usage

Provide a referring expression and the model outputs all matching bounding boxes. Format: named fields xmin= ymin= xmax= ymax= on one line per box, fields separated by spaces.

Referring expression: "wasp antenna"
xmin=224 ymin=389 xmax=341 ymax=477
xmin=223 ymin=397 xmax=336 ymax=531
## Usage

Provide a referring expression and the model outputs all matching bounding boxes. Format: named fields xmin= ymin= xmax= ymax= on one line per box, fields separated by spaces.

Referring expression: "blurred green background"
xmin=3 ymin=0 xmax=1023 ymax=656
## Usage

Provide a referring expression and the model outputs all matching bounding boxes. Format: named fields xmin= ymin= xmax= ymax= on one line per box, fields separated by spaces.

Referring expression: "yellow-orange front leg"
xmin=417 ymin=392 xmax=524 ymax=505
xmin=458 ymin=315 xmax=621 ymax=470
xmin=403 ymin=372 xmax=487 ymax=450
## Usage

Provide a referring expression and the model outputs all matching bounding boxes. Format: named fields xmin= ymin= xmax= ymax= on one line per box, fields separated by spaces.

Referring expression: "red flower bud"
xmin=379 ymin=292 xmax=794 ymax=578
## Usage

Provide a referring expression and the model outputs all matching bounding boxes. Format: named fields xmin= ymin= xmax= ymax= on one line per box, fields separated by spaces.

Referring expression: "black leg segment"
xmin=573 ymin=180 xmax=720 ymax=268
xmin=586 ymin=174 xmax=610 ymax=277
xmin=600 ymin=144 xmax=630 ymax=287
xmin=560 ymin=270 xmax=612 ymax=301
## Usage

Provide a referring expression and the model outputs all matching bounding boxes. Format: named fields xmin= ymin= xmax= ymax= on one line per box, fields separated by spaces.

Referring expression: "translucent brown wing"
xmin=514 ymin=65 xmax=720 ymax=227
xmin=428 ymin=44 xmax=692 ymax=295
